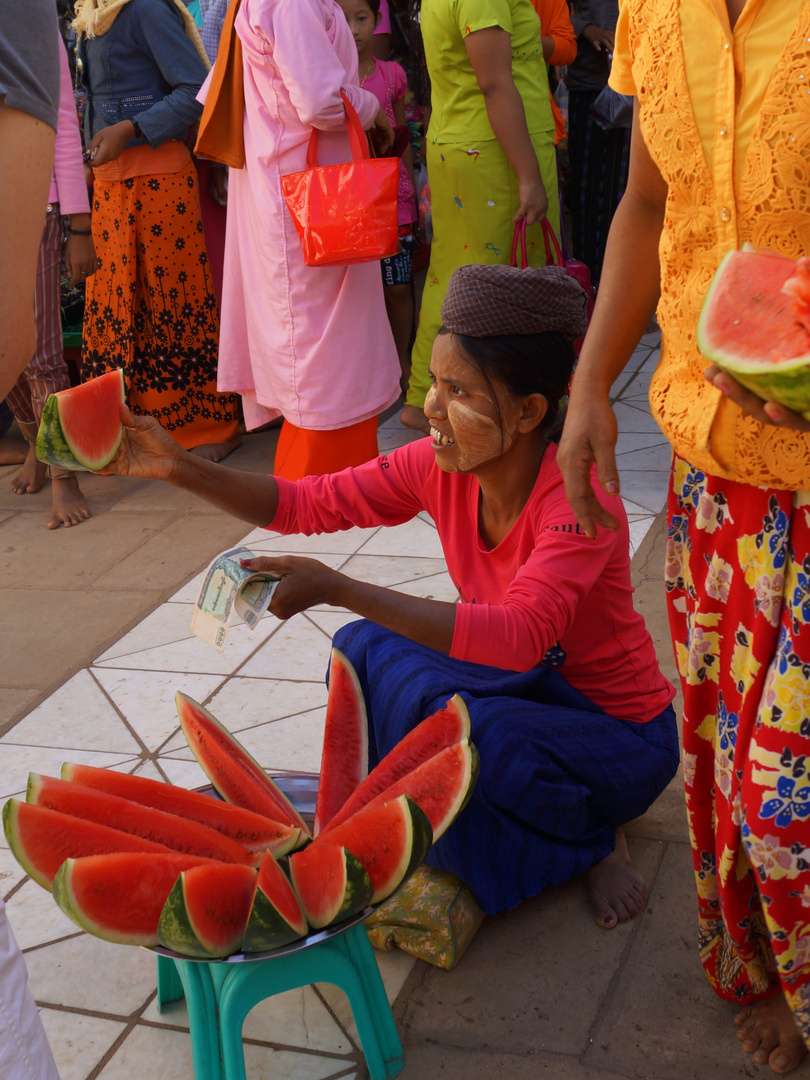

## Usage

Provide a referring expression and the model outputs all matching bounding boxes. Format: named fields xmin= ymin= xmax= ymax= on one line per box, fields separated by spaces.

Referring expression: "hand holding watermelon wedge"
xmin=704 ymin=366 xmax=810 ymax=432
xmin=99 ymin=406 xmax=188 ymax=481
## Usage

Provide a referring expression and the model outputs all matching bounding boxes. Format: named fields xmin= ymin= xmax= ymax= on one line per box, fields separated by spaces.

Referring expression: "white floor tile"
xmin=304 ymin=610 xmax=363 ymax=640
xmin=24 ymin=933 xmax=159 ymax=1014
xmin=5 ymin=878 xmax=81 ymax=949
xmin=40 ymin=1009 xmax=126 ymax=1080
xmin=0 ymin=845 xmax=28 ymax=900
xmin=388 ymin=572 xmax=459 ymax=602
xmin=338 ymin=554 xmax=449 ymax=588
xmin=3 ymin=671 xmax=141 ymax=755
xmin=152 ymin=756 xmax=210 ymax=789
xmin=616 ymin=470 xmax=671 ymax=515
xmin=244 ymin=527 xmax=383 ymax=557
xmin=222 ymin=708 xmax=327 ymax=775
xmin=355 ymin=515 xmax=445 ymax=558
xmin=316 ymin=949 xmax=415 ymax=1044
xmin=612 ymin=401 xmax=666 ymax=434
xmin=616 ymin=443 xmax=673 ymax=473
xmin=206 ymin=676 xmax=328 ymax=733
xmin=238 ymin=616 xmax=335 ymax=683
xmin=91 ymin=669 xmax=227 ymax=753
xmin=243 ymin=987 xmax=353 ymax=1052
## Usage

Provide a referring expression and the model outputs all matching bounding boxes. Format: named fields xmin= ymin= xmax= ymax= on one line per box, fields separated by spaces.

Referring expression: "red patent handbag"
xmin=281 ymin=91 xmax=400 ymax=267
xmin=541 ymin=219 xmax=594 ymax=355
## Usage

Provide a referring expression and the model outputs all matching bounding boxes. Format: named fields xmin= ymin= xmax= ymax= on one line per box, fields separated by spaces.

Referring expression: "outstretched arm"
xmin=105 ymin=407 xmax=280 ymax=526
xmin=557 ymin=101 xmax=667 ymax=537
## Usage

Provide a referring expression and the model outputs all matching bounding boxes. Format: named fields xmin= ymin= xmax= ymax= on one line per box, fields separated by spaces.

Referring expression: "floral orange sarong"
xmin=82 ymin=159 xmax=239 ymax=450
xmin=667 ymin=454 xmax=810 ymax=1038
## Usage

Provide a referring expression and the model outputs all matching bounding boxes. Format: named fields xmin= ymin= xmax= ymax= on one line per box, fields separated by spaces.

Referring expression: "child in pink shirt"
xmin=338 ymin=0 xmax=418 ymax=392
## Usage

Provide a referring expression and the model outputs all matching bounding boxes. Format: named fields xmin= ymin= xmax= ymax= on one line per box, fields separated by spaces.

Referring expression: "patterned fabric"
xmin=6 ymin=207 xmax=70 ymax=427
xmin=365 ymin=864 xmax=485 ymax=970
xmin=332 ymin=619 xmax=679 ymax=915
xmin=612 ymin=0 xmax=810 ymax=490
xmin=441 ymin=263 xmax=589 ymax=341
xmin=666 ymin=454 xmax=810 ymax=1037
xmin=82 ymin=159 xmax=239 ymax=450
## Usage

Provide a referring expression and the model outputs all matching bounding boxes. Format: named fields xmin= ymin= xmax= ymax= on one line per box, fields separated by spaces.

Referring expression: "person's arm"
xmin=537 ymin=0 xmax=577 ymax=65
xmin=464 ymin=27 xmax=548 ymax=225
xmin=557 ymin=100 xmax=667 ymax=537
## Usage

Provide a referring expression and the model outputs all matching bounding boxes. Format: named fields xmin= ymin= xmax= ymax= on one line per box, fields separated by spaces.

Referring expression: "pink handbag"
xmin=541 ymin=219 xmax=594 ymax=356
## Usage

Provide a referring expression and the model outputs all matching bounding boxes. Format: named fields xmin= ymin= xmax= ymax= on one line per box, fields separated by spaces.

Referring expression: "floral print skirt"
xmin=82 ymin=161 xmax=239 ymax=450
xmin=667 ymin=454 xmax=810 ymax=1041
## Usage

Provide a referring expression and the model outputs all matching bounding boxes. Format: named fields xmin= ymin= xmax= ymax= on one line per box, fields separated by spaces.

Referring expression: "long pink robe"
xmin=217 ymin=0 xmax=400 ymax=431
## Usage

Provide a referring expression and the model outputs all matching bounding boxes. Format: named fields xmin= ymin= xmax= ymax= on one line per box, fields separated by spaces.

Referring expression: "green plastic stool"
xmin=156 ymin=921 xmax=404 ymax=1080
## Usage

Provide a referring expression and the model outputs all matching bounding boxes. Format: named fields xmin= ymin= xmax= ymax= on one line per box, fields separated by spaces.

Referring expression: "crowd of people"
xmin=3 ymin=0 xmax=810 ymax=1079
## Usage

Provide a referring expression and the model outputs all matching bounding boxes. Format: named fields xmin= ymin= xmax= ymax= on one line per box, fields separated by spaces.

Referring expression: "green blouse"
xmin=421 ymin=0 xmax=553 ymax=145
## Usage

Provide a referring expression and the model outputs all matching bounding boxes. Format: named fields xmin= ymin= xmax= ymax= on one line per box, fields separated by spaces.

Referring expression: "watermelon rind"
xmin=157 ymin=863 xmax=257 ymax=958
xmin=697 ymin=249 xmax=810 ymax=418
xmin=322 ymin=694 xmax=471 ymax=835
xmin=59 ymin=762 xmax=301 ymax=857
xmin=2 ymin=798 xmax=172 ymax=891
xmin=35 ymin=394 xmax=83 ymax=471
xmin=52 ymin=852 xmax=216 ymax=946
xmin=242 ymin=850 xmax=308 ymax=951
xmin=313 ymin=648 xmax=368 ymax=836
xmin=309 ymin=794 xmax=433 ymax=906
xmin=176 ymin=692 xmax=310 ymax=837
xmin=289 ymin=845 xmax=373 ymax=929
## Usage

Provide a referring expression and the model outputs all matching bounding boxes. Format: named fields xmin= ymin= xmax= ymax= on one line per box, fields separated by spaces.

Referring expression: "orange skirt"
xmin=82 ymin=158 xmax=239 ymax=450
xmin=273 ymin=418 xmax=379 ymax=481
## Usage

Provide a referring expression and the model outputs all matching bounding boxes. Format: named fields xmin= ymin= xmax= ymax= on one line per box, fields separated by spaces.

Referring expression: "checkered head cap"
xmin=441 ymin=263 xmax=589 ymax=341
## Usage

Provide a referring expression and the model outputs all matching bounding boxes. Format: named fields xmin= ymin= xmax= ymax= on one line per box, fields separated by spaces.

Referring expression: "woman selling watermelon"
xmin=102 ymin=262 xmax=678 ymax=925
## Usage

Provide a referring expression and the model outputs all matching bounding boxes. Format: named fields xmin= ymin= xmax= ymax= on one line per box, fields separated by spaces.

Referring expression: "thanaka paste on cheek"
xmin=446 ymin=399 xmax=515 ymax=470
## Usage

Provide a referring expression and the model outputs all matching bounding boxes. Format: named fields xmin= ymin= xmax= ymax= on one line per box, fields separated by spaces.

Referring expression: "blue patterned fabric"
xmin=333 ymin=620 xmax=679 ymax=914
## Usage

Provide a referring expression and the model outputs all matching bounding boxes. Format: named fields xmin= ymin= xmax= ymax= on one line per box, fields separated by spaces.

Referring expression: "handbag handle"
xmin=306 ymin=90 xmax=369 ymax=169
xmin=541 ymin=218 xmax=564 ymax=267
xmin=510 ymin=220 xmax=528 ymax=269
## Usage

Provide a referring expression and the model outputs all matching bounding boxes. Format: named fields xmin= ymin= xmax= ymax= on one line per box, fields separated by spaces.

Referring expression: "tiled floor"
xmin=0 ymin=331 xmax=670 ymax=1080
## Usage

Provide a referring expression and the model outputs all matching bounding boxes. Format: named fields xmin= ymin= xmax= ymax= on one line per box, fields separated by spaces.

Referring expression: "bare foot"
xmin=10 ymin=444 xmax=47 ymax=494
xmin=735 ymin=993 xmax=808 ymax=1075
xmin=400 ymin=403 xmax=430 ymax=435
xmin=0 ymin=435 xmax=27 ymax=466
xmin=48 ymin=475 xmax=90 ymax=529
xmin=583 ymin=829 xmax=646 ymax=928
xmin=189 ymin=436 xmax=242 ymax=463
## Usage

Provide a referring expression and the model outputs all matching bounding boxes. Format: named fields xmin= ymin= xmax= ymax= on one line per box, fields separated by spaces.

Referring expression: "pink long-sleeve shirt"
xmin=270 ymin=439 xmax=675 ymax=725
xmin=49 ymin=42 xmax=90 ymax=215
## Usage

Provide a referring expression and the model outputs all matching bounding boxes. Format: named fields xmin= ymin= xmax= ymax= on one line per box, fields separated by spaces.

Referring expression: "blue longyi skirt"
xmin=331 ymin=620 xmax=679 ymax=915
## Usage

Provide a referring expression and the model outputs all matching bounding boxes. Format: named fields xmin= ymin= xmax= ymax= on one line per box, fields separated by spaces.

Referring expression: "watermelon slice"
xmin=242 ymin=850 xmax=309 ymax=949
xmin=61 ymin=762 xmax=301 ymax=857
xmin=3 ymin=799 xmax=173 ymax=891
xmin=53 ymin=852 xmax=218 ymax=947
xmin=313 ymin=649 xmax=368 ymax=836
xmin=157 ymin=863 xmax=258 ymax=958
xmin=346 ymin=740 xmax=477 ymax=843
xmin=27 ymin=774 xmax=258 ymax=866
xmin=288 ymin=844 xmax=373 ymax=930
xmin=175 ymin=692 xmax=310 ymax=837
xmin=322 ymin=695 xmax=470 ymax=834
xmin=35 ymin=369 xmax=125 ymax=471
xmin=698 ymin=248 xmax=810 ymax=417
xmin=296 ymin=794 xmax=432 ymax=905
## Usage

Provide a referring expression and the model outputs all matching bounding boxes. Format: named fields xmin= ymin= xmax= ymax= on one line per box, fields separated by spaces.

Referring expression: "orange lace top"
xmin=611 ymin=0 xmax=810 ymax=490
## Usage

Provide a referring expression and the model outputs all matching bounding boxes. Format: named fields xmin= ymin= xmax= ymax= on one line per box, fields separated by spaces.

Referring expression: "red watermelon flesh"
xmin=321 ymin=695 xmax=470 ymax=834
xmin=313 ymin=648 xmax=368 ymax=836
xmin=158 ymin=863 xmax=258 ymax=957
xmin=53 ymin=852 xmax=218 ymax=946
xmin=242 ymin=850 xmax=309 ymax=949
xmin=2 ymin=799 xmax=173 ymax=891
xmin=38 ymin=369 xmax=125 ymax=471
xmin=61 ymin=762 xmax=301 ymax=857
xmin=176 ymin=692 xmax=310 ymax=836
xmin=305 ymin=794 xmax=433 ymax=904
xmin=288 ymin=843 xmax=372 ymax=929
xmin=27 ymin=774 xmax=258 ymax=866
xmin=350 ymin=741 xmax=478 ymax=843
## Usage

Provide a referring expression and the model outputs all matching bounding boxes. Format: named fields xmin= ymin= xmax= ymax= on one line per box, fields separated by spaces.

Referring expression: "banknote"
xmin=190 ymin=546 xmax=280 ymax=652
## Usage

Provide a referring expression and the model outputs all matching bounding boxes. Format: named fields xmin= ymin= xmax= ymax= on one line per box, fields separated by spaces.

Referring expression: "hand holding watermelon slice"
xmin=699 ymin=248 xmax=810 ymax=430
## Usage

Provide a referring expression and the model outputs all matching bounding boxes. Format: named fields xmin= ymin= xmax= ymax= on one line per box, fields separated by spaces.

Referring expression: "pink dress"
xmin=216 ymin=0 xmax=400 ymax=431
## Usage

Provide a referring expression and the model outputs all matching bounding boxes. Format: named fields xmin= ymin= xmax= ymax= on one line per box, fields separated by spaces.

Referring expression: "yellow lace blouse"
xmin=612 ymin=0 xmax=810 ymax=490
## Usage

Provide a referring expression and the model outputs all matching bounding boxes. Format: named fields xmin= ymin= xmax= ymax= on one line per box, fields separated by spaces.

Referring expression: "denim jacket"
xmin=79 ymin=0 xmax=207 ymax=149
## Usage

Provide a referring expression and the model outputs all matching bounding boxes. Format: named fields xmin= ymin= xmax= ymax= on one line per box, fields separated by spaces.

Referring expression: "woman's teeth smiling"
xmin=431 ymin=427 xmax=455 ymax=446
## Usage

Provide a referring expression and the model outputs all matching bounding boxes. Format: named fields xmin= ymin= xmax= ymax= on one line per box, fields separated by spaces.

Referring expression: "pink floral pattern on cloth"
xmin=666 ymin=453 xmax=810 ymax=1038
